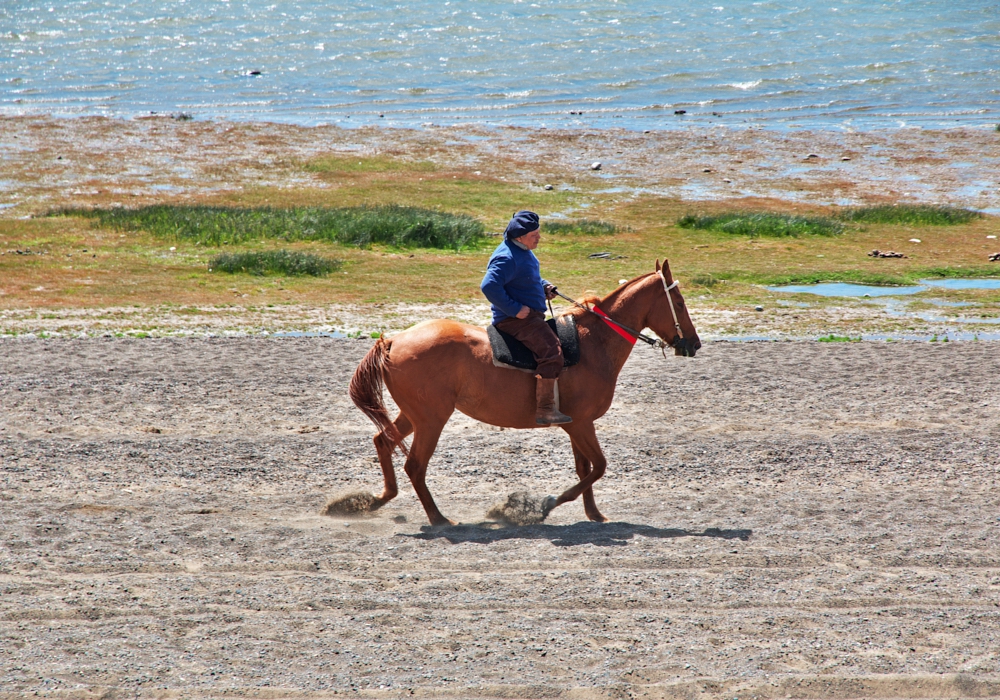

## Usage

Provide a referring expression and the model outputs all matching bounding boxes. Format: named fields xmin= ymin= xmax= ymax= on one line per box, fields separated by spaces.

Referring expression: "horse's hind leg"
xmin=403 ymin=421 xmax=452 ymax=526
xmin=570 ymin=438 xmax=608 ymax=523
xmin=373 ymin=413 xmax=413 ymax=505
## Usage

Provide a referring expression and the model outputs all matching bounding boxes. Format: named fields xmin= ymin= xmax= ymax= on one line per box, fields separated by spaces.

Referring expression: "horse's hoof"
xmin=541 ymin=495 xmax=558 ymax=518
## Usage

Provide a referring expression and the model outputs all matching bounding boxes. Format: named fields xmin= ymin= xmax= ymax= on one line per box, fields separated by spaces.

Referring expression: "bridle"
xmin=552 ymin=271 xmax=688 ymax=357
xmin=658 ymin=271 xmax=686 ymax=347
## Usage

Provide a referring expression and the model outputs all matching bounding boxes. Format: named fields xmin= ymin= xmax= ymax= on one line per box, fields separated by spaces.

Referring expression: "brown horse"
xmin=349 ymin=259 xmax=701 ymax=525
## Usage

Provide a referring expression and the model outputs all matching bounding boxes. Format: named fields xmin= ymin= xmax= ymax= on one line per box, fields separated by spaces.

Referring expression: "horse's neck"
xmin=592 ymin=277 xmax=654 ymax=375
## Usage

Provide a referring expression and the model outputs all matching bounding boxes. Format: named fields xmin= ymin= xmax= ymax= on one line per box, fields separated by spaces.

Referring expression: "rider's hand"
xmin=516 ymin=305 xmax=531 ymax=319
xmin=544 ymin=284 xmax=558 ymax=301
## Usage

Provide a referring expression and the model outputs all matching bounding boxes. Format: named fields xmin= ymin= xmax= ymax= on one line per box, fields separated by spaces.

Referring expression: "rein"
xmin=551 ymin=271 xmax=684 ymax=356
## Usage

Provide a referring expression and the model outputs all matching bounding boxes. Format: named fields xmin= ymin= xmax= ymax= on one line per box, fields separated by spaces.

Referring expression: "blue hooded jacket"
xmin=480 ymin=239 xmax=549 ymax=324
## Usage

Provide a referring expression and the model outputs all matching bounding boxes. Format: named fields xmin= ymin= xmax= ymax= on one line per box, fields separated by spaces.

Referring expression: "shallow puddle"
xmin=768 ymin=279 xmax=1000 ymax=297
xmin=920 ymin=278 xmax=1000 ymax=291
xmin=269 ymin=331 xmax=347 ymax=338
xmin=767 ymin=282 xmax=925 ymax=297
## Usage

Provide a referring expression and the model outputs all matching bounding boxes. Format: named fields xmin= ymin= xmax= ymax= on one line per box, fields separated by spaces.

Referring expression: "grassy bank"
xmin=54 ymin=204 xmax=486 ymax=249
xmin=2 ymin=154 xmax=999 ymax=313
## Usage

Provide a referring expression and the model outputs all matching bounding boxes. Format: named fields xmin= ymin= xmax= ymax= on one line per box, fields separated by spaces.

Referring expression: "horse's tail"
xmin=349 ymin=337 xmax=408 ymax=456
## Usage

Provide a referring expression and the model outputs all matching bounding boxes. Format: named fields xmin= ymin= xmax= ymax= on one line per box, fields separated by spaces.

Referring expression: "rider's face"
xmin=521 ymin=228 xmax=541 ymax=250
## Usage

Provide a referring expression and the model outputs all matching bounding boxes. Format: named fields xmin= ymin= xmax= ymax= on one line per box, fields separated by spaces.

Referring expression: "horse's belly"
xmin=455 ymin=367 xmax=539 ymax=429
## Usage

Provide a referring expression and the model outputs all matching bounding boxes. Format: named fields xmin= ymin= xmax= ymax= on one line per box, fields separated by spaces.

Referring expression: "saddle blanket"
xmin=487 ymin=314 xmax=580 ymax=372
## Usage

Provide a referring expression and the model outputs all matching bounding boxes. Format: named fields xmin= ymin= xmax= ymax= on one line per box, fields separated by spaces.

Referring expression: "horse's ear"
xmin=655 ymin=259 xmax=661 ymax=272
xmin=660 ymin=258 xmax=673 ymax=281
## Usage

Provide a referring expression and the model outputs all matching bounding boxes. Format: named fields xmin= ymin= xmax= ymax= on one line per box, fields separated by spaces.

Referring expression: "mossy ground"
xmin=2 ymin=153 xmax=999 ymax=327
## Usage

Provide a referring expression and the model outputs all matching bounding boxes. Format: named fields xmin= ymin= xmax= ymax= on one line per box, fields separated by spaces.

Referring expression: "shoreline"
xmin=2 ymin=115 xmax=999 ymax=215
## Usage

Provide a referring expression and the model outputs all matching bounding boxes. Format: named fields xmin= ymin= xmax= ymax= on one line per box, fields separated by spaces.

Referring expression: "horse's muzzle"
xmin=673 ymin=337 xmax=701 ymax=357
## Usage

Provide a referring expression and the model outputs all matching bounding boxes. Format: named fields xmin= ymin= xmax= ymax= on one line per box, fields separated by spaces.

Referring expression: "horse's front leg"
xmin=569 ymin=437 xmax=608 ymax=522
xmin=550 ymin=421 xmax=609 ymax=520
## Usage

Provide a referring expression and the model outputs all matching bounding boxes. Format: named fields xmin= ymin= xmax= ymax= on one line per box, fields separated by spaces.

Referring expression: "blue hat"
xmin=504 ymin=210 xmax=539 ymax=239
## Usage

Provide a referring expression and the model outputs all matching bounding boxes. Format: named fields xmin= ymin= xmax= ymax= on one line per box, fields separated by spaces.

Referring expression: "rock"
xmin=754 ymin=306 xmax=764 ymax=312
xmin=703 ymin=168 xmax=712 ymax=173
xmin=590 ymin=162 xmax=602 ymax=171
xmin=868 ymin=249 xmax=907 ymax=259
xmin=841 ymin=156 xmax=851 ymax=161
xmin=544 ymin=184 xmax=554 ymax=190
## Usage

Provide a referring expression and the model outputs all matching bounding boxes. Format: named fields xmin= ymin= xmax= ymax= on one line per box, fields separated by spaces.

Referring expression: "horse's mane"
xmin=573 ymin=273 xmax=653 ymax=309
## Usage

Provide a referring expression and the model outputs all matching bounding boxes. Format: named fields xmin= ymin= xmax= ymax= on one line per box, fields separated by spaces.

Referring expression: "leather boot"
xmin=535 ymin=375 xmax=572 ymax=425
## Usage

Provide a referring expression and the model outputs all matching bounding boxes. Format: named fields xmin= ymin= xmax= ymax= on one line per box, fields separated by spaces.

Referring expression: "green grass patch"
xmin=303 ymin=155 xmax=438 ymax=174
xmin=209 ymin=250 xmax=342 ymax=277
xmin=754 ymin=270 xmax=912 ymax=286
xmin=677 ymin=212 xmax=844 ymax=237
xmin=54 ymin=204 xmax=486 ymax=249
xmin=818 ymin=334 xmax=861 ymax=343
xmin=836 ymin=204 xmax=981 ymax=225
xmin=690 ymin=273 xmax=720 ymax=287
xmin=544 ymin=219 xmax=620 ymax=235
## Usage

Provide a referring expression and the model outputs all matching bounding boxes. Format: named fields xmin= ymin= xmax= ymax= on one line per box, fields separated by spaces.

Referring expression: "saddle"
xmin=487 ymin=315 xmax=580 ymax=372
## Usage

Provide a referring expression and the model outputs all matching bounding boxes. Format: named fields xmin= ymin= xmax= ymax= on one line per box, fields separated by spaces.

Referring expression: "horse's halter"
xmin=659 ymin=270 xmax=685 ymax=350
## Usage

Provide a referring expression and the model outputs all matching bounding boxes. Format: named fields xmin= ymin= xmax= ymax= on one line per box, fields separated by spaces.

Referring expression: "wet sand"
xmin=2 ymin=337 xmax=999 ymax=698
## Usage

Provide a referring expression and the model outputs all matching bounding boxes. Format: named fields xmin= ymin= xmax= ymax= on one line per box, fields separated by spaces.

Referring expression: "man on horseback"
xmin=480 ymin=210 xmax=573 ymax=426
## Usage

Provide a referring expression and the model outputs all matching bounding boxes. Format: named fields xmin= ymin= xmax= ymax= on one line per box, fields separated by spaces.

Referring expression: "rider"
xmin=480 ymin=211 xmax=573 ymax=426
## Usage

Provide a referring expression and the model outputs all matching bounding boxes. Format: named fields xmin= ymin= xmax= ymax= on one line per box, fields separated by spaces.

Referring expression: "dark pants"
xmin=495 ymin=310 xmax=563 ymax=379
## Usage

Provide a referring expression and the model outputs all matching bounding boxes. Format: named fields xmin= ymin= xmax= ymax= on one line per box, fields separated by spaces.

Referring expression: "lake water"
xmin=2 ymin=1 xmax=998 ymax=130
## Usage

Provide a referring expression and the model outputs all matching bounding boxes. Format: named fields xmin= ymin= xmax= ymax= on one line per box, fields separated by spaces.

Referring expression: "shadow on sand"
xmin=403 ymin=521 xmax=752 ymax=547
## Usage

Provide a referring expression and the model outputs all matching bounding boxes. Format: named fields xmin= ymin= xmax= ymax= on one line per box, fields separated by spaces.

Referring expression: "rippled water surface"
xmin=2 ymin=1 xmax=998 ymax=129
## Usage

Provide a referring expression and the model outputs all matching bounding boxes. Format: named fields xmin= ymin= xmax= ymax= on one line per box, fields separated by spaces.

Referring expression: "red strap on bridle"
xmin=592 ymin=305 xmax=637 ymax=346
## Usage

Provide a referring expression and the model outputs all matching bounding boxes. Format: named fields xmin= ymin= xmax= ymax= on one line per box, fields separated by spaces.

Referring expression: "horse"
xmin=348 ymin=259 xmax=701 ymax=526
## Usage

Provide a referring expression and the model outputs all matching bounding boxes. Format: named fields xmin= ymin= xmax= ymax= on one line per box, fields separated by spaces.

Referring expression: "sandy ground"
xmin=2 ymin=337 xmax=999 ymax=699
